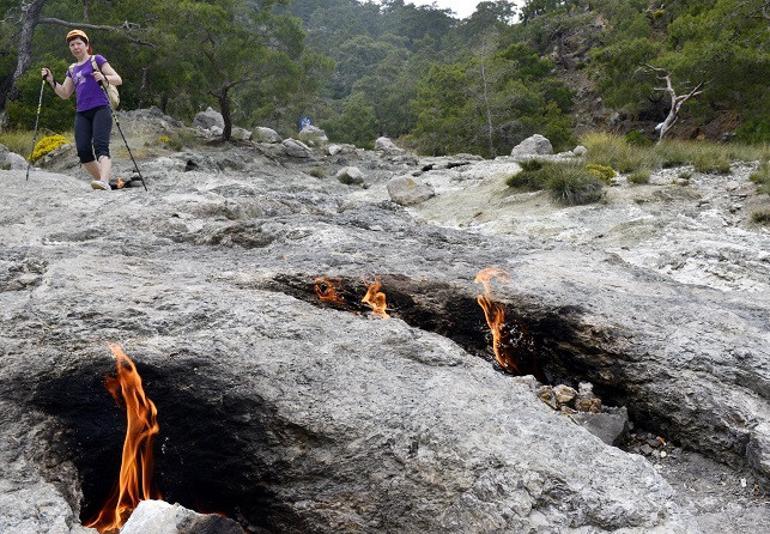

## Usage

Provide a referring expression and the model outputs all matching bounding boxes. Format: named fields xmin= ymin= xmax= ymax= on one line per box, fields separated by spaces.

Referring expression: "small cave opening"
xmin=30 ymin=358 xmax=304 ymax=533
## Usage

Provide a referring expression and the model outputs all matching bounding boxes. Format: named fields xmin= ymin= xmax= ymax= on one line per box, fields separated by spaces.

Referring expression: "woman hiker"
xmin=41 ymin=29 xmax=122 ymax=190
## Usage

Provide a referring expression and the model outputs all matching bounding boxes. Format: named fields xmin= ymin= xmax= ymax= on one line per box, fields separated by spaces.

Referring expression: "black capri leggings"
xmin=74 ymin=105 xmax=112 ymax=164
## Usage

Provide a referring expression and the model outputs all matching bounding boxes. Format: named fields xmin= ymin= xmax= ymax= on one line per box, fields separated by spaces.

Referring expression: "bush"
xmin=751 ymin=209 xmax=770 ymax=224
xmin=308 ymin=166 xmax=326 ymax=178
xmin=581 ymin=132 xmax=644 ymax=173
xmin=585 ymin=163 xmax=616 ymax=183
xmin=628 ymin=169 xmax=651 ymax=184
xmin=0 ymin=130 xmax=36 ymax=158
xmin=30 ymin=134 xmax=69 ymax=162
xmin=693 ymin=152 xmax=731 ymax=174
xmin=751 ymin=161 xmax=770 ymax=195
xmin=546 ymin=163 xmax=604 ymax=206
xmin=507 ymin=159 xmax=550 ymax=190
xmin=507 ymin=159 xmax=604 ymax=205
xmin=624 ymin=130 xmax=652 ymax=146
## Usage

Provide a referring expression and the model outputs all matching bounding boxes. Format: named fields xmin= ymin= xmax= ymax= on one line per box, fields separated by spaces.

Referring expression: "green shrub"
xmin=308 ymin=166 xmax=326 ymax=178
xmin=519 ymin=159 xmax=544 ymax=172
xmin=546 ymin=163 xmax=604 ymax=206
xmin=751 ymin=209 xmax=770 ymax=224
xmin=508 ymin=161 xmax=605 ymax=206
xmin=585 ymin=163 xmax=617 ymax=183
xmin=628 ymin=169 xmax=651 ymax=184
xmin=750 ymin=161 xmax=770 ymax=193
xmin=678 ymin=170 xmax=693 ymax=181
xmin=693 ymin=152 xmax=731 ymax=174
xmin=582 ymin=132 xmax=644 ymax=173
xmin=0 ymin=130 xmax=36 ymax=158
xmin=30 ymin=134 xmax=69 ymax=162
xmin=624 ymin=130 xmax=652 ymax=147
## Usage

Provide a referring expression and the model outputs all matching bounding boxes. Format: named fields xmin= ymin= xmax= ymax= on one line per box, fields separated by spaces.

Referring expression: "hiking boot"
xmin=90 ymin=179 xmax=112 ymax=191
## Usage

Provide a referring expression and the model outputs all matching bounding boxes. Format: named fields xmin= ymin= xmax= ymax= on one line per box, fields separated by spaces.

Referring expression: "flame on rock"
xmin=86 ymin=344 xmax=160 ymax=533
xmin=362 ymin=277 xmax=390 ymax=319
xmin=314 ymin=276 xmax=345 ymax=305
xmin=474 ymin=268 xmax=519 ymax=373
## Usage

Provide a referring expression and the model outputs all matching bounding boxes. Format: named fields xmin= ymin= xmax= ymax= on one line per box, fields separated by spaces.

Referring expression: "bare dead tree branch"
xmin=38 ymin=17 xmax=155 ymax=47
xmin=644 ymin=65 xmax=704 ymax=142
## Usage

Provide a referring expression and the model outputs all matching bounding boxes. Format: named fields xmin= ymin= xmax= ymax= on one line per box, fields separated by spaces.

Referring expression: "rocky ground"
xmin=1 ymin=109 xmax=769 ymax=533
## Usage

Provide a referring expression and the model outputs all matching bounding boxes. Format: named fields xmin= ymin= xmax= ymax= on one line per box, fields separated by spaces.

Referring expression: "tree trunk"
xmin=219 ymin=89 xmax=232 ymax=141
xmin=0 ymin=0 xmax=47 ymax=111
xmin=83 ymin=0 xmax=89 ymax=21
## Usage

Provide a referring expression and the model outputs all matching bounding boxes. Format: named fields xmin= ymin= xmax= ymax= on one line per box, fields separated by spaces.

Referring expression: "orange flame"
xmin=86 ymin=344 xmax=161 ymax=533
xmin=314 ymin=276 xmax=345 ymax=305
xmin=474 ymin=268 xmax=519 ymax=373
xmin=362 ymin=277 xmax=390 ymax=319
xmin=115 ymin=177 xmax=126 ymax=189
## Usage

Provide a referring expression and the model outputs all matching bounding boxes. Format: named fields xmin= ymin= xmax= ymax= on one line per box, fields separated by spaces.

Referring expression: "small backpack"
xmin=71 ymin=55 xmax=120 ymax=109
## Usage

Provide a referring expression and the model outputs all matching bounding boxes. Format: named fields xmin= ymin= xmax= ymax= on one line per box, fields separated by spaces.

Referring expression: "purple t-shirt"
xmin=66 ymin=54 xmax=110 ymax=112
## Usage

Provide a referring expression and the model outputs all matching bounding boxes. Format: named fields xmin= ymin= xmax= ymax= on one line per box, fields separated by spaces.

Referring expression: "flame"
xmin=86 ymin=344 xmax=160 ymax=533
xmin=361 ymin=277 xmax=390 ymax=319
xmin=115 ymin=177 xmax=126 ymax=189
xmin=314 ymin=276 xmax=345 ymax=305
xmin=474 ymin=268 xmax=519 ymax=373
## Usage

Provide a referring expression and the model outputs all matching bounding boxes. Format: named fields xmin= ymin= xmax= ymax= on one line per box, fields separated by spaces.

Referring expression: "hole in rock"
xmin=31 ymin=358 xmax=307 ymax=533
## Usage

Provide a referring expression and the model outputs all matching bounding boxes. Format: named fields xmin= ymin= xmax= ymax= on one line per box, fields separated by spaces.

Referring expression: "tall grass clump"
xmin=507 ymin=160 xmax=604 ymax=206
xmin=628 ymin=169 xmax=651 ymax=184
xmin=581 ymin=132 xmax=644 ymax=173
xmin=0 ymin=130 xmax=36 ymax=160
xmin=580 ymin=132 xmax=770 ymax=175
xmin=750 ymin=160 xmax=770 ymax=195
xmin=751 ymin=209 xmax=770 ymax=224
xmin=547 ymin=163 xmax=604 ymax=205
xmin=506 ymin=159 xmax=548 ymax=190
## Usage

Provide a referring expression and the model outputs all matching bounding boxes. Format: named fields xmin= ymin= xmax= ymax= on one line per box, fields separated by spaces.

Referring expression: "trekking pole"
xmin=111 ymin=111 xmax=148 ymax=191
xmin=98 ymin=82 xmax=148 ymax=191
xmin=26 ymin=78 xmax=47 ymax=181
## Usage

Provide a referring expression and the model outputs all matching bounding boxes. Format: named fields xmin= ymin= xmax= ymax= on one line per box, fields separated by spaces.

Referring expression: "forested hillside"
xmin=2 ymin=0 xmax=769 ymax=155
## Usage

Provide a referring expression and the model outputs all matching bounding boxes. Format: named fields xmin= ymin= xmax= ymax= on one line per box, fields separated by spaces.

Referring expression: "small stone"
xmin=537 ymin=386 xmax=558 ymax=410
xmin=335 ymin=166 xmax=365 ymax=186
xmin=740 ymin=478 xmax=747 ymax=488
xmin=575 ymin=397 xmax=602 ymax=413
xmin=553 ymin=384 xmax=577 ymax=406
xmin=640 ymin=444 xmax=653 ymax=455
xmin=660 ymin=451 xmax=667 ymax=458
xmin=386 ymin=175 xmax=435 ymax=206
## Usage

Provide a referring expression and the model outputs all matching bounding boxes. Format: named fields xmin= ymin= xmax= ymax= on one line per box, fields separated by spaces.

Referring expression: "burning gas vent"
xmin=32 ymin=354 xmax=299 ymax=533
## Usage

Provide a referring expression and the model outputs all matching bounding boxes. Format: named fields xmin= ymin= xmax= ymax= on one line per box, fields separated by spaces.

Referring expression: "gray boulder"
xmin=253 ymin=127 xmax=282 ymax=144
xmin=6 ymin=152 xmax=28 ymax=170
xmin=387 ymin=175 xmax=435 ymax=206
xmin=335 ymin=166 xmax=365 ymax=186
xmin=230 ymin=127 xmax=252 ymax=142
xmin=282 ymin=138 xmax=312 ymax=158
xmin=511 ymin=134 xmax=553 ymax=157
xmin=297 ymin=125 xmax=328 ymax=147
xmin=573 ymin=145 xmax=588 ymax=157
xmin=193 ymin=107 xmax=224 ymax=130
xmin=374 ymin=136 xmax=403 ymax=153
xmin=121 ymin=500 xmax=244 ymax=534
